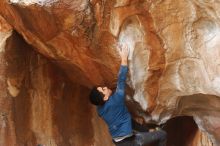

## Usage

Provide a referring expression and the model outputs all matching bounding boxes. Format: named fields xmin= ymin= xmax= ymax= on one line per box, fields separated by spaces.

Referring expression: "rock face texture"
xmin=0 ymin=0 xmax=220 ymax=146
xmin=1 ymin=27 xmax=112 ymax=146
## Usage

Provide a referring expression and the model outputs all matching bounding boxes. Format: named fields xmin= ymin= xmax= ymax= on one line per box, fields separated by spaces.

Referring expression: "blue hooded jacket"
xmin=97 ymin=65 xmax=132 ymax=138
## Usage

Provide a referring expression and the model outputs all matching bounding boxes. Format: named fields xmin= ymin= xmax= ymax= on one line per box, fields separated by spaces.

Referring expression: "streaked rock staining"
xmin=0 ymin=0 xmax=219 ymax=146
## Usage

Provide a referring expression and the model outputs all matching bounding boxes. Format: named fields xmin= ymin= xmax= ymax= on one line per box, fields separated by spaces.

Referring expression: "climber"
xmin=89 ymin=45 xmax=167 ymax=146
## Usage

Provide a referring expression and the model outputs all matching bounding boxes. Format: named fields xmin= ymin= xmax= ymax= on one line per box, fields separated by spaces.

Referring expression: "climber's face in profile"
xmin=97 ymin=86 xmax=112 ymax=101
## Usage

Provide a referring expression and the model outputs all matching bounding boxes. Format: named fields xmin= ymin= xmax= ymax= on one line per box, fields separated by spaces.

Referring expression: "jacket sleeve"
xmin=114 ymin=65 xmax=128 ymax=98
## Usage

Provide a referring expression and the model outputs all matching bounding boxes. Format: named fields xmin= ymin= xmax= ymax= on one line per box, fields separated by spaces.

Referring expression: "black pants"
xmin=113 ymin=120 xmax=167 ymax=146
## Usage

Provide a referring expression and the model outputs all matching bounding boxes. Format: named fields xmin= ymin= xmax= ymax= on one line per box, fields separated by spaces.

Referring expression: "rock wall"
xmin=0 ymin=15 xmax=16 ymax=146
xmin=0 ymin=0 xmax=220 ymax=146
xmin=0 ymin=27 xmax=112 ymax=145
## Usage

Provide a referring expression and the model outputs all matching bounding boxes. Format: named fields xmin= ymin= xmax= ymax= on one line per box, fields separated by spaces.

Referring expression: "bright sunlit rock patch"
xmin=9 ymin=0 xmax=58 ymax=6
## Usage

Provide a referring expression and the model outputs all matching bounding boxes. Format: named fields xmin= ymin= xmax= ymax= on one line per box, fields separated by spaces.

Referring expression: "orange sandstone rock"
xmin=0 ymin=0 xmax=219 ymax=146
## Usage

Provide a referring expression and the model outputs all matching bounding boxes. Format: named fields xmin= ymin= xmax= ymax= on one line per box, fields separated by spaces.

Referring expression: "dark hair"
xmin=89 ymin=87 xmax=105 ymax=106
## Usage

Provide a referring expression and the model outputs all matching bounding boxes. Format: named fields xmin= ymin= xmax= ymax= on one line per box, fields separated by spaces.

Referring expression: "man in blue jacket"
xmin=89 ymin=46 xmax=167 ymax=146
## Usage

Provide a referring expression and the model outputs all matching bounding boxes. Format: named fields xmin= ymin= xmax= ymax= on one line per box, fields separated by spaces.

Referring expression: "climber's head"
xmin=89 ymin=86 xmax=112 ymax=106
